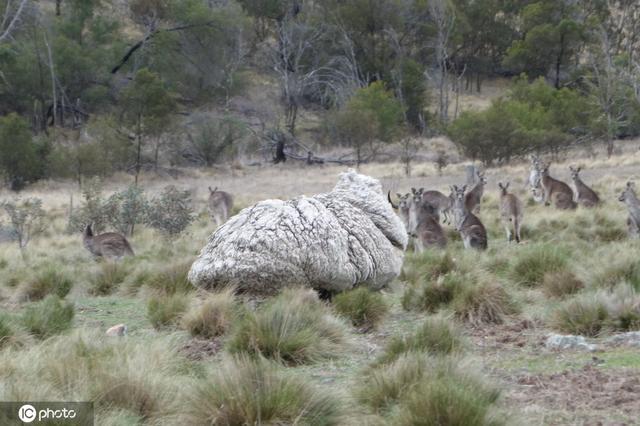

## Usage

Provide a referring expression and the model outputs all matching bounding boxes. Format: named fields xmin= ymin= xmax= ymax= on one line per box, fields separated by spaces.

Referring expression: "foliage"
xmin=332 ymin=287 xmax=388 ymax=329
xmin=550 ymin=292 xmax=610 ymax=337
xmin=453 ymin=279 xmax=516 ymax=325
xmin=185 ymin=114 xmax=247 ymax=167
xmin=510 ymin=243 xmax=569 ymax=286
xmin=21 ymin=295 xmax=74 ymax=338
xmin=103 ymin=185 xmax=149 ymax=236
xmin=20 ymin=268 xmax=73 ymax=301
xmin=67 ymin=178 xmax=109 ymax=233
xmin=144 ymin=260 xmax=194 ymax=295
xmin=145 ymin=186 xmax=195 ymax=237
xmin=89 ymin=263 xmax=130 ymax=296
xmin=402 ymin=271 xmax=464 ymax=313
xmin=1 ymin=197 xmax=46 ymax=251
xmin=147 ymin=293 xmax=189 ymax=330
xmin=0 ymin=114 xmax=46 ymax=190
xmin=182 ymin=288 xmax=240 ymax=339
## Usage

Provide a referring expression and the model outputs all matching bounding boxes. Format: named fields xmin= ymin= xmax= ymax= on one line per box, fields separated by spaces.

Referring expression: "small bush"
xmin=146 ymin=186 xmax=195 ymax=237
xmin=147 ymin=294 xmax=189 ymax=330
xmin=402 ymin=272 xmax=464 ymax=312
xmin=21 ymin=295 xmax=74 ymax=338
xmin=542 ymin=270 xmax=584 ymax=299
xmin=19 ymin=268 xmax=73 ymax=301
xmin=145 ymin=261 xmax=193 ymax=295
xmin=333 ymin=287 xmax=388 ymax=329
xmin=453 ymin=281 xmax=516 ymax=326
xmin=510 ymin=244 xmax=569 ymax=286
xmin=182 ymin=288 xmax=240 ymax=338
xmin=89 ymin=263 xmax=129 ymax=295
xmin=228 ymin=289 xmax=348 ymax=365
xmin=377 ymin=316 xmax=465 ymax=365
xmin=184 ymin=356 xmax=343 ymax=425
xmin=550 ymin=293 xmax=609 ymax=337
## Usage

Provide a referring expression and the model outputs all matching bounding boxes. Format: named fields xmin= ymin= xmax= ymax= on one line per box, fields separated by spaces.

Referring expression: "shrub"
xmin=402 ymin=271 xmax=464 ymax=312
xmin=550 ymin=293 xmax=609 ymax=337
xmin=103 ymin=185 xmax=149 ymax=236
xmin=21 ymin=295 xmax=74 ymax=338
xmin=333 ymin=287 xmax=388 ymax=330
xmin=146 ymin=186 xmax=195 ymax=237
xmin=147 ymin=294 xmax=189 ymax=330
xmin=182 ymin=288 xmax=240 ymax=338
xmin=19 ymin=268 xmax=73 ymax=301
xmin=1 ymin=197 xmax=46 ymax=252
xmin=184 ymin=356 xmax=343 ymax=425
xmin=89 ymin=263 xmax=129 ymax=295
xmin=67 ymin=178 xmax=109 ymax=233
xmin=145 ymin=261 xmax=193 ymax=295
xmin=453 ymin=281 xmax=516 ymax=326
xmin=228 ymin=289 xmax=349 ymax=365
xmin=510 ymin=244 xmax=569 ymax=286
xmin=377 ymin=316 xmax=465 ymax=365
xmin=542 ymin=270 xmax=584 ymax=299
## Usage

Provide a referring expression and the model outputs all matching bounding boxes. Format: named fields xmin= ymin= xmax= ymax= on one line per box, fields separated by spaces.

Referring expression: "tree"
xmin=0 ymin=0 xmax=29 ymax=44
xmin=146 ymin=186 xmax=194 ymax=238
xmin=185 ymin=114 xmax=246 ymax=167
xmin=120 ymin=68 xmax=175 ymax=184
xmin=0 ymin=113 xmax=45 ymax=190
xmin=2 ymin=197 xmax=45 ymax=257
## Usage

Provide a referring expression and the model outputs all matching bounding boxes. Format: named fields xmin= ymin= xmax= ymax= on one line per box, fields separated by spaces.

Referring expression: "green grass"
xmin=147 ymin=293 xmax=189 ymax=330
xmin=402 ymin=271 xmax=465 ymax=312
xmin=89 ymin=262 xmax=130 ymax=296
xmin=144 ymin=260 xmax=194 ymax=295
xmin=181 ymin=288 xmax=240 ymax=338
xmin=332 ymin=287 xmax=388 ymax=329
xmin=19 ymin=267 xmax=73 ymax=301
xmin=542 ymin=270 xmax=584 ymax=299
xmin=453 ymin=279 xmax=517 ymax=326
xmin=510 ymin=243 xmax=569 ymax=287
xmin=21 ymin=295 xmax=74 ymax=338
xmin=550 ymin=292 xmax=609 ymax=337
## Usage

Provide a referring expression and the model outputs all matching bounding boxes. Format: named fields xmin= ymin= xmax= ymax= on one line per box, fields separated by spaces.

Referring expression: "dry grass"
xmin=181 ymin=287 xmax=240 ymax=338
xmin=332 ymin=287 xmax=388 ymax=330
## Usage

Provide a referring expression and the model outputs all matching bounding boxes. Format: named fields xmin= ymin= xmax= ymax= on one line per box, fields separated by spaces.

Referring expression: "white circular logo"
xmin=18 ymin=404 xmax=36 ymax=423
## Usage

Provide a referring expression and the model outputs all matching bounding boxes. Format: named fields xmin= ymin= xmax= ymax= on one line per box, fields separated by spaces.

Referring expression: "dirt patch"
xmin=468 ymin=318 xmax=541 ymax=351
xmin=180 ymin=338 xmax=223 ymax=361
xmin=505 ymin=365 xmax=640 ymax=425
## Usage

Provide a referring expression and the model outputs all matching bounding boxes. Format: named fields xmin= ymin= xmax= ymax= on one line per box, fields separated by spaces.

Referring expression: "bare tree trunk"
xmin=43 ymin=32 xmax=57 ymax=127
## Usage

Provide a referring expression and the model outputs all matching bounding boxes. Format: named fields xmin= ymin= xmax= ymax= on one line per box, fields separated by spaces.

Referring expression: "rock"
xmin=189 ymin=170 xmax=408 ymax=294
xmin=604 ymin=331 xmax=640 ymax=347
xmin=545 ymin=334 xmax=597 ymax=351
xmin=106 ymin=324 xmax=127 ymax=337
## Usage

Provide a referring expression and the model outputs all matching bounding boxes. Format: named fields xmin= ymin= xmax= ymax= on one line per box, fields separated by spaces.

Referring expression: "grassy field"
xmin=1 ymin=145 xmax=640 ymax=425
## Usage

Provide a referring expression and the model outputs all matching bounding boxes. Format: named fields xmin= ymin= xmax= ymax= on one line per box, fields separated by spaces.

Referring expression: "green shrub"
xmin=453 ymin=281 xmax=516 ymax=326
xmin=333 ymin=287 xmax=388 ymax=329
xmin=182 ymin=288 xmax=240 ymax=338
xmin=145 ymin=261 xmax=193 ymax=295
xmin=550 ymin=293 xmax=609 ymax=337
xmin=147 ymin=294 xmax=189 ymax=330
xmin=146 ymin=186 xmax=195 ymax=238
xmin=21 ymin=295 xmax=74 ymax=338
xmin=377 ymin=316 xmax=465 ymax=365
xmin=542 ymin=270 xmax=584 ymax=299
xmin=402 ymin=271 xmax=464 ymax=312
xmin=19 ymin=268 xmax=73 ymax=301
xmin=89 ymin=262 xmax=129 ymax=295
xmin=184 ymin=356 xmax=343 ymax=425
xmin=228 ymin=289 xmax=348 ymax=365
xmin=510 ymin=244 xmax=569 ymax=286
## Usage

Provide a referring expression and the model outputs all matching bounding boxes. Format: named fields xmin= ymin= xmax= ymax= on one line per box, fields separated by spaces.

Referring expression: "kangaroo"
xmin=388 ymin=190 xmax=411 ymax=229
xmin=569 ymin=166 xmax=600 ymax=207
xmin=619 ymin=181 xmax=640 ymax=239
xmin=498 ymin=182 xmax=524 ymax=243
xmin=83 ymin=224 xmax=134 ymax=260
xmin=208 ymin=186 xmax=234 ymax=227
xmin=464 ymin=170 xmax=487 ymax=213
xmin=408 ymin=188 xmax=447 ymax=252
xmin=451 ymin=185 xmax=488 ymax=250
xmin=421 ymin=190 xmax=453 ymax=225
xmin=539 ymin=163 xmax=576 ymax=210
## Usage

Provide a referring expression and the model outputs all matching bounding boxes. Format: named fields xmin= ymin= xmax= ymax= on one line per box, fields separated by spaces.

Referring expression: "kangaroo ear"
xmin=462 ymin=185 xmax=467 ymax=192
xmin=396 ymin=193 xmax=402 ymax=198
xmin=577 ymin=167 xmax=582 ymax=173
xmin=505 ymin=182 xmax=510 ymax=189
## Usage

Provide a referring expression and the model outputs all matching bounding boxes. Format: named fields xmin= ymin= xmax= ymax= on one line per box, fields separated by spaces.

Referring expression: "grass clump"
xmin=542 ymin=270 xmax=584 ymax=299
xmin=21 ymin=295 xmax=74 ymax=338
xmin=550 ymin=293 xmax=609 ymax=337
xmin=510 ymin=243 xmax=569 ymax=286
xmin=89 ymin=262 xmax=129 ymax=295
xmin=184 ymin=355 xmax=343 ymax=425
xmin=377 ymin=316 xmax=465 ymax=365
xmin=588 ymin=247 xmax=640 ymax=290
xmin=603 ymin=284 xmax=640 ymax=332
xmin=333 ymin=287 xmax=388 ymax=330
xmin=453 ymin=280 xmax=516 ymax=326
xmin=145 ymin=260 xmax=193 ymax=295
xmin=228 ymin=289 xmax=349 ymax=365
xmin=19 ymin=267 xmax=73 ymax=301
xmin=401 ymin=251 xmax=456 ymax=285
xmin=182 ymin=288 xmax=240 ymax=338
xmin=402 ymin=271 xmax=464 ymax=312
xmin=147 ymin=294 xmax=189 ymax=330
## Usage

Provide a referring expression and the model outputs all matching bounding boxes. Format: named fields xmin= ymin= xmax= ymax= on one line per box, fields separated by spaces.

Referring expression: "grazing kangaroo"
xmin=540 ymin=163 xmax=576 ymax=210
xmin=465 ymin=170 xmax=487 ymax=213
xmin=451 ymin=185 xmax=488 ymax=250
xmin=498 ymin=182 xmax=524 ymax=243
xmin=569 ymin=166 xmax=600 ymax=207
xmin=619 ymin=182 xmax=640 ymax=239
xmin=408 ymin=188 xmax=447 ymax=252
xmin=388 ymin=190 xmax=412 ymax=229
xmin=421 ymin=189 xmax=453 ymax=225
xmin=83 ymin=224 xmax=134 ymax=260
xmin=208 ymin=186 xmax=234 ymax=227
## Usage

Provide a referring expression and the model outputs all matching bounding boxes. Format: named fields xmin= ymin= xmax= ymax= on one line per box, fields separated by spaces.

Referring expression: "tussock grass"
xmin=228 ymin=289 xmax=349 ymax=365
xmin=377 ymin=316 xmax=466 ymax=365
xmin=144 ymin=260 xmax=194 ymax=295
xmin=182 ymin=288 xmax=240 ymax=338
xmin=586 ymin=246 xmax=640 ymax=290
xmin=21 ymin=295 xmax=74 ymax=338
xmin=333 ymin=287 xmax=388 ymax=329
xmin=550 ymin=292 xmax=609 ymax=337
xmin=147 ymin=294 xmax=189 ymax=330
xmin=402 ymin=271 xmax=464 ymax=312
xmin=0 ymin=314 xmax=30 ymax=349
xmin=542 ymin=270 xmax=584 ymax=299
xmin=401 ymin=251 xmax=456 ymax=285
xmin=510 ymin=243 xmax=569 ymax=286
xmin=89 ymin=262 xmax=129 ymax=296
xmin=453 ymin=279 xmax=516 ymax=326
xmin=183 ymin=356 xmax=343 ymax=425
xmin=18 ymin=267 xmax=73 ymax=301
xmin=606 ymin=284 xmax=640 ymax=332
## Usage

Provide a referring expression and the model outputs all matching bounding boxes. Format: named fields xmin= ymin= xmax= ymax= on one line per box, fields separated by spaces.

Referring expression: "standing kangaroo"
xmin=388 ymin=191 xmax=412 ymax=230
xmin=539 ymin=163 xmax=576 ymax=210
xmin=451 ymin=185 xmax=488 ymax=250
xmin=408 ymin=188 xmax=447 ymax=252
xmin=421 ymin=189 xmax=453 ymax=225
xmin=498 ymin=182 xmax=524 ymax=243
xmin=619 ymin=181 xmax=640 ymax=239
xmin=208 ymin=186 xmax=234 ymax=227
xmin=569 ymin=166 xmax=600 ymax=207
xmin=465 ymin=171 xmax=487 ymax=213
xmin=83 ymin=224 xmax=134 ymax=260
